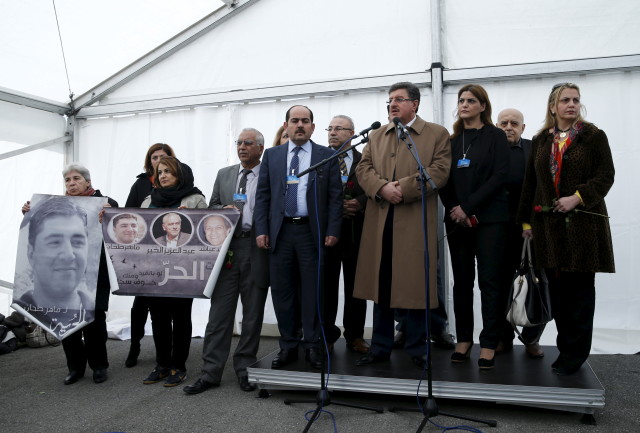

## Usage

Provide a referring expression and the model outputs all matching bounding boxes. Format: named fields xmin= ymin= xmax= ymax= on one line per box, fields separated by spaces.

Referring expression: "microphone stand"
xmin=284 ymin=133 xmax=384 ymax=432
xmin=388 ymin=124 xmax=496 ymax=432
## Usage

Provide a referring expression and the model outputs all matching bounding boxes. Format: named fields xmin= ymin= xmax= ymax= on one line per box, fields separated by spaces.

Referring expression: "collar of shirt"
xmin=237 ymin=163 xmax=261 ymax=177
xmin=510 ymin=138 xmax=523 ymax=149
xmin=288 ymin=140 xmax=311 ymax=155
xmin=406 ymin=115 xmax=418 ymax=129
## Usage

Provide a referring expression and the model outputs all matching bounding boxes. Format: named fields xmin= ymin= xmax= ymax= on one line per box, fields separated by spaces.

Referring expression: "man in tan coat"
xmin=354 ymin=82 xmax=451 ymax=367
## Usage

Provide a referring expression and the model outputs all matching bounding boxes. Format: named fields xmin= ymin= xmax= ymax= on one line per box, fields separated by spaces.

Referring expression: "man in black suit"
xmin=255 ymin=105 xmax=343 ymax=369
xmin=496 ymin=108 xmax=545 ymax=359
xmin=323 ymin=115 xmax=369 ymax=354
xmin=184 ymin=128 xmax=270 ymax=394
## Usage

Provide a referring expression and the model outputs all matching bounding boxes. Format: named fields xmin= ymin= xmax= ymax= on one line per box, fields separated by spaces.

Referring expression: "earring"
xmin=551 ymin=112 xmax=556 ymax=116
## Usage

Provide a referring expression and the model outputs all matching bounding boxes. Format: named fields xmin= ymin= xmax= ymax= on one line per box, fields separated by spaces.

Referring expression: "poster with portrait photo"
xmin=103 ymin=208 xmax=239 ymax=298
xmin=11 ymin=194 xmax=107 ymax=340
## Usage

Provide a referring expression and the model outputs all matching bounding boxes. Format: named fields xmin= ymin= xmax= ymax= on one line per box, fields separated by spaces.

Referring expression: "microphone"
xmin=392 ymin=117 xmax=409 ymax=137
xmin=357 ymin=121 xmax=381 ymax=136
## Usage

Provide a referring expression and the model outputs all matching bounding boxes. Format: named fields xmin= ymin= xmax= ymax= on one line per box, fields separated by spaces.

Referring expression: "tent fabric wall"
xmin=0 ymin=101 xmax=66 ymax=315
xmin=2 ymin=0 xmax=639 ymax=353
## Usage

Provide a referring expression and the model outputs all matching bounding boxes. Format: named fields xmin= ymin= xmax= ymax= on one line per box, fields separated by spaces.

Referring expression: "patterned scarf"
xmin=550 ymin=121 xmax=583 ymax=196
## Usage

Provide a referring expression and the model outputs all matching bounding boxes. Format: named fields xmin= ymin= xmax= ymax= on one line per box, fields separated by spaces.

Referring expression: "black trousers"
xmin=62 ymin=309 xmax=108 ymax=373
xmin=129 ymin=296 xmax=150 ymax=346
xmin=447 ymin=221 xmax=506 ymax=349
xmin=324 ymin=223 xmax=367 ymax=344
xmin=547 ymin=270 xmax=595 ymax=371
xmin=270 ymin=222 xmax=321 ymax=350
xmin=148 ymin=297 xmax=193 ymax=371
xmin=499 ymin=223 xmax=546 ymax=344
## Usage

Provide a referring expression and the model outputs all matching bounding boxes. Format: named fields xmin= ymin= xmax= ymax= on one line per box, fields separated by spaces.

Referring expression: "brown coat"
xmin=516 ymin=122 xmax=615 ymax=273
xmin=354 ymin=116 xmax=451 ymax=308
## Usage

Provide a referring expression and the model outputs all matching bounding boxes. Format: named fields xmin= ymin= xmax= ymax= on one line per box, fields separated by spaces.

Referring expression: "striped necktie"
xmin=285 ymin=146 xmax=301 ymax=216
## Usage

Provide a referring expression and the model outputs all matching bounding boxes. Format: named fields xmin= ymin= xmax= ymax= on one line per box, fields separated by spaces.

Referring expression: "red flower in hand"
xmin=534 ymin=205 xmax=543 ymax=213
xmin=346 ymin=181 xmax=355 ymax=190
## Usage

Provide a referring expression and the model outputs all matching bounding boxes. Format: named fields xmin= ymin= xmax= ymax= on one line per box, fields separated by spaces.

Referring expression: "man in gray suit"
xmin=184 ymin=128 xmax=269 ymax=394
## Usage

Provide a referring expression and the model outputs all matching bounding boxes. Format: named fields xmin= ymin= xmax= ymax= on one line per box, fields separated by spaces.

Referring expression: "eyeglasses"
xmin=236 ymin=140 xmax=257 ymax=146
xmin=324 ymin=126 xmax=353 ymax=132
xmin=386 ymin=98 xmax=415 ymax=105
xmin=552 ymin=82 xmax=577 ymax=91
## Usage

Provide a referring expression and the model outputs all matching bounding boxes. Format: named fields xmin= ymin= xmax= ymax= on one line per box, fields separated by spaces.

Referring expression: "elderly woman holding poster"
xmin=18 ymin=163 xmax=118 ymax=385
xmin=140 ymin=156 xmax=207 ymax=387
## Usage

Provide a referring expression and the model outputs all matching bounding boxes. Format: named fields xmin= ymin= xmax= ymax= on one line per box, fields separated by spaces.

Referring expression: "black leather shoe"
xmin=478 ymin=357 xmax=495 ymax=370
xmin=412 ymin=355 xmax=427 ymax=369
xmin=451 ymin=342 xmax=473 ymax=363
xmin=93 ymin=368 xmax=108 ymax=384
xmin=393 ymin=331 xmax=405 ymax=349
xmin=64 ymin=370 xmax=85 ymax=385
xmin=183 ymin=378 xmax=218 ymax=395
xmin=431 ymin=332 xmax=455 ymax=350
xmin=355 ymin=352 xmax=390 ymax=366
xmin=238 ymin=375 xmax=256 ymax=392
xmin=305 ymin=348 xmax=323 ymax=369
xmin=271 ymin=349 xmax=298 ymax=369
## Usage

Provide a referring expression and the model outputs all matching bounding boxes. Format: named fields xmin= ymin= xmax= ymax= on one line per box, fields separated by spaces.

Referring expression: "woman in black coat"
xmin=124 ymin=143 xmax=175 ymax=368
xmin=439 ymin=84 xmax=510 ymax=370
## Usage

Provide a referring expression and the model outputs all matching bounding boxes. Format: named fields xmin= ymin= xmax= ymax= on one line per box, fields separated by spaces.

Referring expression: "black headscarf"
xmin=149 ymin=160 xmax=203 ymax=208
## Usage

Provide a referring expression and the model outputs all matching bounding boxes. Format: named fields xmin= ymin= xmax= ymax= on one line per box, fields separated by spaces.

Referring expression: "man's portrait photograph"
xmin=152 ymin=212 xmax=192 ymax=248
xmin=12 ymin=194 xmax=106 ymax=339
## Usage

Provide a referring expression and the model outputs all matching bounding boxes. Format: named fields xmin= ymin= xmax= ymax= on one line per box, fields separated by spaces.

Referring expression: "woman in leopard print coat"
xmin=517 ymin=83 xmax=614 ymax=376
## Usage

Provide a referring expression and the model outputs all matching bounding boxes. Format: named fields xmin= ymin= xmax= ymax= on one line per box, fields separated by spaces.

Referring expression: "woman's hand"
xmin=21 ymin=201 xmax=31 ymax=215
xmin=522 ymin=229 xmax=533 ymax=239
xmin=553 ymin=195 xmax=581 ymax=213
xmin=450 ymin=205 xmax=468 ymax=224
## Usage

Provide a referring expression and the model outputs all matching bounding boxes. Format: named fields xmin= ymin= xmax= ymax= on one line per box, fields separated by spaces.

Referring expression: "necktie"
xmin=235 ymin=168 xmax=251 ymax=234
xmin=285 ymin=146 xmax=301 ymax=216
xmin=338 ymin=154 xmax=348 ymax=177
xmin=236 ymin=168 xmax=251 ymax=212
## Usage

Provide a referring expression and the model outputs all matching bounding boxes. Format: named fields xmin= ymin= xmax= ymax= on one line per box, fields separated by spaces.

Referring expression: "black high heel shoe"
xmin=478 ymin=348 xmax=496 ymax=370
xmin=451 ymin=342 xmax=473 ymax=363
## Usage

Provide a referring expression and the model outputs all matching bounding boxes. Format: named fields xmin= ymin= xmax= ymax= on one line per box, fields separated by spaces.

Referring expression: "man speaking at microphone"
xmin=354 ymin=82 xmax=451 ymax=368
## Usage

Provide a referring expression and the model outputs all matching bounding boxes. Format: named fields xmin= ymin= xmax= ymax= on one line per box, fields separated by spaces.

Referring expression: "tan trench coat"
xmin=354 ymin=116 xmax=451 ymax=309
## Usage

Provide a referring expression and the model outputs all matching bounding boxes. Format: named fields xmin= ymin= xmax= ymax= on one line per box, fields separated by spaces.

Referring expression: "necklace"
xmin=462 ymin=130 xmax=472 ymax=159
xmin=557 ymin=126 xmax=571 ymax=138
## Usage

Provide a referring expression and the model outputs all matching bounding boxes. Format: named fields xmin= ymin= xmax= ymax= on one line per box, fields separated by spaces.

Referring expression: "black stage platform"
xmin=247 ymin=340 xmax=604 ymax=414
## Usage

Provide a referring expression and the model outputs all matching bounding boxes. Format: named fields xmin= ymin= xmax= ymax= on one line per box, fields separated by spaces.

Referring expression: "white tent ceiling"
xmin=1 ymin=0 xmax=639 ymax=354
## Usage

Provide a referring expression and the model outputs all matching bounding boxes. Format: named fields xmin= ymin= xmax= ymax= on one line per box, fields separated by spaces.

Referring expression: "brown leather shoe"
xmin=525 ymin=342 xmax=544 ymax=359
xmin=495 ymin=340 xmax=513 ymax=354
xmin=346 ymin=338 xmax=370 ymax=354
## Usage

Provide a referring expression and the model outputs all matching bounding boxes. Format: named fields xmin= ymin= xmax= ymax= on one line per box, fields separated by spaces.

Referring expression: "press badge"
xmin=341 ymin=175 xmax=348 ymax=184
xmin=286 ymin=173 xmax=299 ymax=184
xmin=233 ymin=193 xmax=247 ymax=203
xmin=457 ymin=158 xmax=470 ymax=168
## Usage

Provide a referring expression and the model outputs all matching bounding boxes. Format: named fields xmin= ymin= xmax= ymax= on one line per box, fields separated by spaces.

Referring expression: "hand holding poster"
xmin=11 ymin=194 xmax=107 ymax=340
xmin=102 ymin=208 xmax=240 ymax=298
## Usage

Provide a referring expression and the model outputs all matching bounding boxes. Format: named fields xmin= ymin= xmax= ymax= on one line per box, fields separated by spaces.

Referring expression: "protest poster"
xmin=12 ymin=194 xmax=107 ymax=340
xmin=102 ymin=208 xmax=239 ymax=298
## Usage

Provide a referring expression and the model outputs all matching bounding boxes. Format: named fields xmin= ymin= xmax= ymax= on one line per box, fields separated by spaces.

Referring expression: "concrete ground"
xmin=1 ymin=336 xmax=639 ymax=433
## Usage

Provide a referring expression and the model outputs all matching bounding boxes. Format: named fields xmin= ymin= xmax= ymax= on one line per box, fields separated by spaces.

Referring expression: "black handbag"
xmin=506 ymin=238 xmax=552 ymax=332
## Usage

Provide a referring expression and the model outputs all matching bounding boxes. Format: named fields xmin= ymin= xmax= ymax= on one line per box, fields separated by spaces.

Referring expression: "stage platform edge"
xmin=247 ymin=340 xmax=604 ymax=415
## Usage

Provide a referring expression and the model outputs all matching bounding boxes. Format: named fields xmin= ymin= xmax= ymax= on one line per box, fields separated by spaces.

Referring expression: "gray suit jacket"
xmin=209 ymin=164 xmax=269 ymax=288
xmin=155 ymin=231 xmax=190 ymax=247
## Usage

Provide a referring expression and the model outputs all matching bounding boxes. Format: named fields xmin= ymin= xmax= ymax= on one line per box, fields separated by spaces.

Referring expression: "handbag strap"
xmin=523 ymin=237 xmax=534 ymax=270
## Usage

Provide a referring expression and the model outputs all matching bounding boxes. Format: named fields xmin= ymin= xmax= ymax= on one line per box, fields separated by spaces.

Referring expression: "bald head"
xmin=497 ymin=108 xmax=525 ymax=144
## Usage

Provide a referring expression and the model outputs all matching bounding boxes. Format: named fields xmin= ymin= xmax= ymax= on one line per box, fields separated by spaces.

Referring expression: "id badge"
xmin=457 ymin=158 xmax=470 ymax=168
xmin=286 ymin=175 xmax=299 ymax=184
xmin=233 ymin=193 xmax=247 ymax=203
xmin=341 ymin=175 xmax=348 ymax=184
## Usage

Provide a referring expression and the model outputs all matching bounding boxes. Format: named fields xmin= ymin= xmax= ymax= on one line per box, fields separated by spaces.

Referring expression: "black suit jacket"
xmin=339 ymin=148 xmax=366 ymax=250
xmin=439 ymin=125 xmax=510 ymax=224
xmin=254 ymin=141 xmax=343 ymax=252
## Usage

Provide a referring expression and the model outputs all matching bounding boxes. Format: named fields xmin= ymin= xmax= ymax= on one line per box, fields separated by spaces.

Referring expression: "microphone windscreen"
xmin=371 ymin=121 xmax=382 ymax=130
xmin=392 ymin=117 xmax=401 ymax=126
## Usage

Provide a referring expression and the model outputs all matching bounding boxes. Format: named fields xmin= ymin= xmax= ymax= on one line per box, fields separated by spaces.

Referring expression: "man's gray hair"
xmin=62 ymin=162 xmax=91 ymax=182
xmin=240 ymin=128 xmax=264 ymax=146
xmin=332 ymin=115 xmax=355 ymax=131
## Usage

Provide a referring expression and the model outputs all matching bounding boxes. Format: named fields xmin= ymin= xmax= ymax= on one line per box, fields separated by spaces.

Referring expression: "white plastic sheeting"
xmin=2 ymin=0 xmax=639 ymax=353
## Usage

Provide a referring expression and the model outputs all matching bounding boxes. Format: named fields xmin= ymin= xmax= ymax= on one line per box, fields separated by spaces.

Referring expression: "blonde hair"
xmin=538 ymin=82 xmax=586 ymax=135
